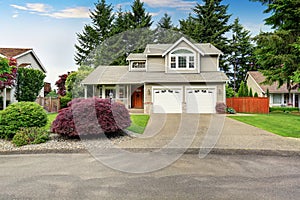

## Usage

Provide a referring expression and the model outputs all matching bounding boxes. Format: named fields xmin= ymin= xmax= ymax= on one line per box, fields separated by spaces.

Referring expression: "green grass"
xmin=127 ymin=114 xmax=150 ymax=134
xmin=229 ymin=113 xmax=300 ymax=138
xmin=45 ymin=113 xmax=58 ymax=131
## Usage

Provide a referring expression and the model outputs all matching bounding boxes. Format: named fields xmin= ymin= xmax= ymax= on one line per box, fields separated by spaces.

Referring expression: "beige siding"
xmin=200 ymin=55 xmax=218 ymax=72
xmin=165 ymin=41 xmax=201 ymax=74
xmin=17 ymin=53 xmax=43 ymax=71
xmin=246 ymin=75 xmax=264 ymax=97
xmin=147 ymin=57 xmax=165 ymax=72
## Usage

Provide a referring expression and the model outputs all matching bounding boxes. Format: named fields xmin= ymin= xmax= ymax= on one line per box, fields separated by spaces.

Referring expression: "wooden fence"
xmin=226 ymin=97 xmax=269 ymax=114
xmin=36 ymin=97 xmax=60 ymax=113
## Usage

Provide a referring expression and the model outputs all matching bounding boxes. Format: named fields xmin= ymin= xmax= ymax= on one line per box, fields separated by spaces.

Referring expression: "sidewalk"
xmin=118 ymin=114 xmax=300 ymax=156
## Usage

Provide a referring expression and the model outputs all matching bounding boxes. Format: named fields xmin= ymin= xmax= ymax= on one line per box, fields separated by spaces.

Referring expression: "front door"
xmin=132 ymin=86 xmax=144 ymax=109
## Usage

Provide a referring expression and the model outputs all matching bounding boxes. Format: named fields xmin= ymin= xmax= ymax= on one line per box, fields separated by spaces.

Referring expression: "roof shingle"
xmin=0 ymin=48 xmax=32 ymax=58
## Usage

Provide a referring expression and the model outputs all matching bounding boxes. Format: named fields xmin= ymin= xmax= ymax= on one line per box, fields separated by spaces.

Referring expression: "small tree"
xmin=238 ymin=81 xmax=245 ymax=97
xmin=226 ymin=84 xmax=235 ymax=98
xmin=55 ymin=74 xmax=68 ymax=96
xmin=254 ymin=92 xmax=258 ymax=97
xmin=266 ymin=88 xmax=270 ymax=97
xmin=15 ymin=68 xmax=45 ymax=102
xmin=249 ymin=88 xmax=253 ymax=97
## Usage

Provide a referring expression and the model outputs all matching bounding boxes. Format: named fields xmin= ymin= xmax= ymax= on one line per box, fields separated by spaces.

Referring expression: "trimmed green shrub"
xmin=60 ymin=92 xmax=72 ymax=108
xmin=0 ymin=102 xmax=48 ymax=139
xmin=12 ymin=127 xmax=49 ymax=147
xmin=226 ymin=107 xmax=236 ymax=114
xmin=254 ymin=92 xmax=258 ymax=97
xmin=269 ymin=107 xmax=299 ymax=113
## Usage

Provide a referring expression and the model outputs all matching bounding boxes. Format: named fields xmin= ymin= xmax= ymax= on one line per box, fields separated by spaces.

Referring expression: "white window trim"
xmin=169 ymin=48 xmax=196 ymax=70
xmin=130 ymin=60 xmax=147 ymax=71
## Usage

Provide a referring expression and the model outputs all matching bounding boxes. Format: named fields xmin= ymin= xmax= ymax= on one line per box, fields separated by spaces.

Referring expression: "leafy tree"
xmin=226 ymin=84 xmax=235 ymax=98
xmin=75 ymin=0 xmax=114 ymax=65
xmin=15 ymin=68 xmax=46 ymax=102
xmin=66 ymin=66 xmax=93 ymax=98
xmin=128 ymin=0 xmax=153 ymax=29
xmin=55 ymin=74 xmax=68 ymax=97
xmin=179 ymin=0 xmax=232 ymax=72
xmin=228 ymin=18 xmax=254 ymax=92
xmin=0 ymin=58 xmax=17 ymax=90
xmin=252 ymin=0 xmax=300 ymax=94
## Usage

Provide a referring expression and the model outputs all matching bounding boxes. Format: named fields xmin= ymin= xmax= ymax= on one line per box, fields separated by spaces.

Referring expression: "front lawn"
xmin=127 ymin=114 xmax=150 ymax=134
xmin=229 ymin=113 xmax=300 ymax=138
xmin=46 ymin=113 xmax=149 ymax=134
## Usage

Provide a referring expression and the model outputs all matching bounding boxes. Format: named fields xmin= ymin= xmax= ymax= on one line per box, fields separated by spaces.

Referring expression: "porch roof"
xmin=82 ymin=66 xmax=229 ymax=85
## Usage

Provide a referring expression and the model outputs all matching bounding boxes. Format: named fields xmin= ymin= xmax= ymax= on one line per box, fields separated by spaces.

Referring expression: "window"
xmin=132 ymin=61 xmax=145 ymax=69
xmin=273 ymin=94 xmax=282 ymax=104
xmin=170 ymin=49 xmax=195 ymax=69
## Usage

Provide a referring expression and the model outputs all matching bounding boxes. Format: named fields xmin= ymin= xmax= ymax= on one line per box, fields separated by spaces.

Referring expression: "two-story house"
xmin=82 ymin=37 xmax=229 ymax=114
xmin=0 ymin=48 xmax=47 ymax=107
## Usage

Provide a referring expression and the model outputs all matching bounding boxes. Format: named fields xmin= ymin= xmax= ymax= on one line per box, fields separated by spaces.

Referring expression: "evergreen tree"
xmin=252 ymin=0 xmax=300 ymax=92
xmin=75 ymin=0 xmax=114 ymax=65
xmin=254 ymin=92 xmax=258 ymax=97
xmin=112 ymin=7 xmax=131 ymax=35
xmin=179 ymin=0 xmax=232 ymax=72
xmin=128 ymin=0 xmax=153 ymax=29
xmin=249 ymin=88 xmax=253 ymax=97
xmin=157 ymin=13 xmax=173 ymax=29
xmin=238 ymin=81 xmax=245 ymax=97
xmin=228 ymin=18 xmax=254 ymax=92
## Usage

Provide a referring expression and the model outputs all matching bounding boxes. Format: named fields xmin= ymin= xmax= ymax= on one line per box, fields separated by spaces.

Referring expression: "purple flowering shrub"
xmin=51 ymin=97 xmax=131 ymax=137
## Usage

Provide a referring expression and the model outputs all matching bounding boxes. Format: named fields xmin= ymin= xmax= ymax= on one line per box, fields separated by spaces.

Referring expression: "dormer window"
xmin=170 ymin=49 xmax=195 ymax=69
xmin=132 ymin=61 xmax=146 ymax=69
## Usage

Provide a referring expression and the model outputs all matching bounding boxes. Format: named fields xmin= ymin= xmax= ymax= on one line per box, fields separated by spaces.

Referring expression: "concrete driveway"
xmin=119 ymin=114 xmax=300 ymax=154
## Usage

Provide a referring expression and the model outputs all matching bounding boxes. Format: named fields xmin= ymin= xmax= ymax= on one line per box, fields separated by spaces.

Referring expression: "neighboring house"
xmin=0 ymin=48 xmax=47 ymax=105
xmin=246 ymin=71 xmax=300 ymax=107
xmin=82 ymin=37 xmax=228 ymax=114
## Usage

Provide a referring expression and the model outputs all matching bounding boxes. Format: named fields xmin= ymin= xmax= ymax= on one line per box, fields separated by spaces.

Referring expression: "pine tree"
xmin=179 ymin=0 xmax=232 ymax=72
xmin=249 ymin=88 xmax=253 ymax=97
xmin=128 ymin=0 xmax=153 ymax=29
xmin=111 ymin=7 xmax=131 ymax=35
xmin=252 ymin=0 xmax=300 ymax=92
xmin=75 ymin=0 xmax=114 ymax=65
xmin=238 ymin=81 xmax=245 ymax=97
xmin=229 ymin=18 xmax=254 ymax=92
xmin=157 ymin=13 xmax=173 ymax=29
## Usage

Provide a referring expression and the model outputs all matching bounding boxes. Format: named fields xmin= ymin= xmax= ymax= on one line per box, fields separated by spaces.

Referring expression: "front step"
xmin=129 ymin=109 xmax=144 ymax=114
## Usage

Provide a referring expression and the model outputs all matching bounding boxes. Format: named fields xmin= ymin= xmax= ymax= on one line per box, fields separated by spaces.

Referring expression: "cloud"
xmin=11 ymin=3 xmax=51 ymax=13
xmin=141 ymin=0 xmax=196 ymax=9
xmin=42 ymin=7 xmax=90 ymax=19
xmin=10 ymin=4 xmax=90 ymax=19
xmin=12 ymin=14 xmax=19 ymax=18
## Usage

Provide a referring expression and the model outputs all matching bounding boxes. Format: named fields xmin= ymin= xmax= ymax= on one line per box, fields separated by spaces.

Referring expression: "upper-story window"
xmin=132 ymin=61 xmax=146 ymax=69
xmin=170 ymin=49 xmax=195 ymax=69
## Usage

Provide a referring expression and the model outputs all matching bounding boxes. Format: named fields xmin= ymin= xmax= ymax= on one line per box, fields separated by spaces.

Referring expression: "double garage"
xmin=152 ymin=86 xmax=216 ymax=114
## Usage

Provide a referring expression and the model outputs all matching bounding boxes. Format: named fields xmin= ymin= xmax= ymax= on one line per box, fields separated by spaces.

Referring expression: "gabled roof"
xmin=162 ymin=37 xmax=205 ymax=57
xmin=247 ymin=71 xmax=299 ymax=93
xmin=0 ymin=48 xmax=46 ymax=73
xmin=142 ymin=37 xmax=223 ymax=56
xmin=126 ymin=53 xmax=147 ymax=61
xmin=82 ymin=66 xmax=229 ymax=85
xmin=0 ymin=48 xmax=32 ymax=58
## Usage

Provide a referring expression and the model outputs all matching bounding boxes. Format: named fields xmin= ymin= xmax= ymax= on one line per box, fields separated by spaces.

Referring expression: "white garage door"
xmin=153 ymin=89 xmax=182 ymax=113
xmin=186 ymin=88 xmax=215 ymax=113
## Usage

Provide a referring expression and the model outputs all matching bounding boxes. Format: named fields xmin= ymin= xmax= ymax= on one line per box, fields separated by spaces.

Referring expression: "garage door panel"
xmin=186 ymin=89 xmax=215 ymax=113
xmin=153 ymin=89 xmax=182 ymax=113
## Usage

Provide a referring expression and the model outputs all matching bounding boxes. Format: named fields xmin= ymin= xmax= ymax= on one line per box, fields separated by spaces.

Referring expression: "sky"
xmin=0 ymin=0 xmax=272 ymax=87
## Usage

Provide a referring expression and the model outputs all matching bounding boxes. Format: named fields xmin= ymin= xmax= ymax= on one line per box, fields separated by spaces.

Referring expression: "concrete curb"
xmin=1 ymin=147 xmax=300 ymax=157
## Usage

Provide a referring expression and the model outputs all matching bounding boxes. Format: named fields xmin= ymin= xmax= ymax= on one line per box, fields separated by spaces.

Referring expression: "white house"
xmin=0 ymin=48 xmax=46 ymax=108
xmin=246 ymin=71 xmax=300 ymax=107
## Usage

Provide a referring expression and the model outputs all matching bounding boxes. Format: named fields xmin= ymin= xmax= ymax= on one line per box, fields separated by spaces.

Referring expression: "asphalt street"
xmin=0 ymin=153 xmax=299 ymax=200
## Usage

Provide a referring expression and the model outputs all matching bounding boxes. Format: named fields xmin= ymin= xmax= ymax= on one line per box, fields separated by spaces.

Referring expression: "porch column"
xmin=126 ymin=85 xmax=129 ymax=108
xmin=92 ymin=85 xmax=95 ymax=97
xmin=10 ymin=87 xmax=15 ymax=103
xmin=102 ymin=85 xmax=106 ymax=98
xmin=293 ymin=93 xmax=295 ymax=107
xmin=3 ymin=88 xmax=6 ymax=109
xmin=84 ymin=85 xmax=87 ymax=99
xmin=282 ymin=94 xmax=284 ymax=106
